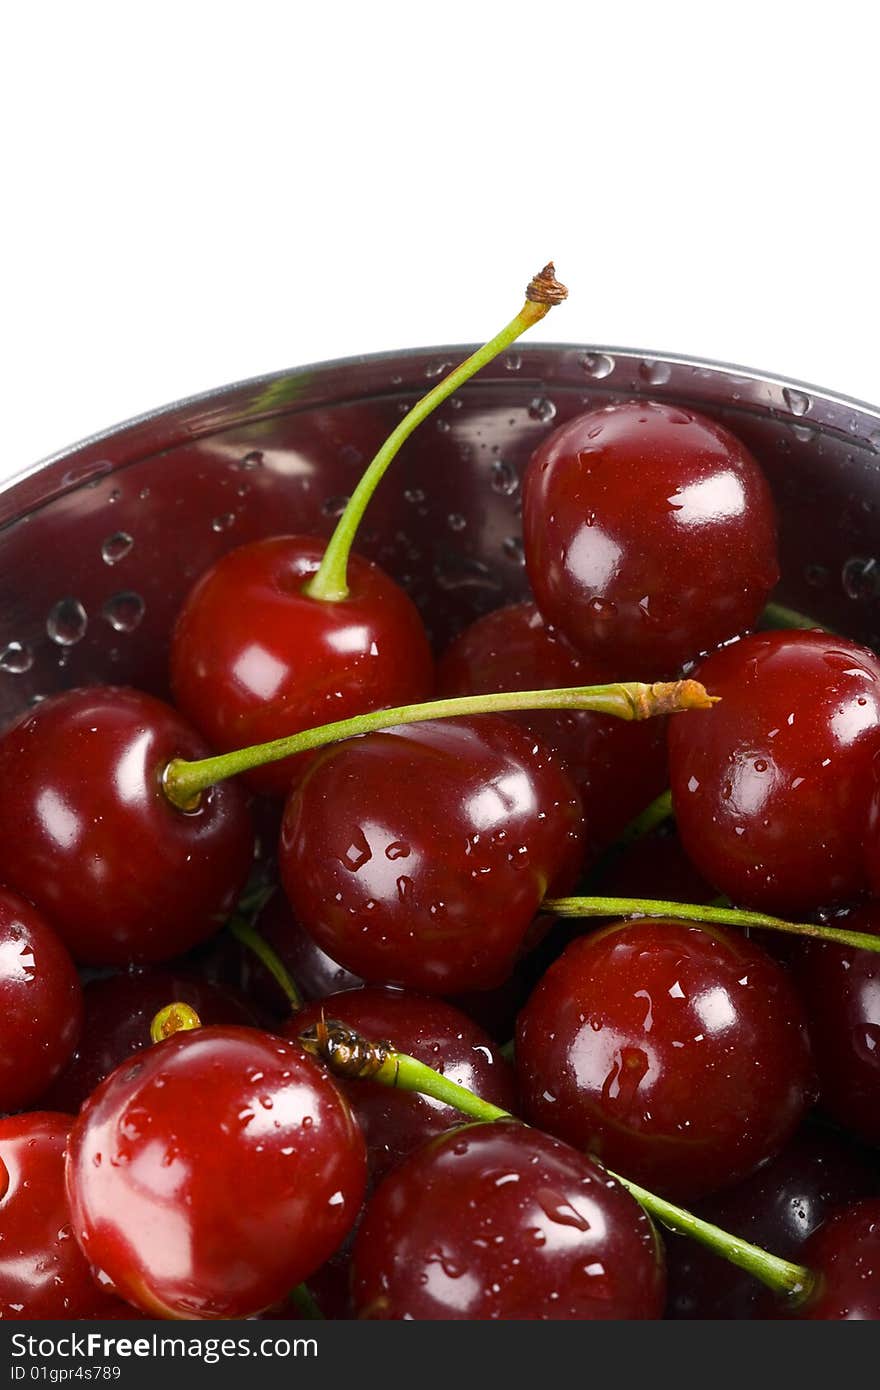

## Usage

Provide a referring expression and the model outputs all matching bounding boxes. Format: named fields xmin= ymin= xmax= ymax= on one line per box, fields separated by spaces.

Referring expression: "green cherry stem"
xmin=162 ymin=678 xmax=715 ymax=811
xmin=617 ymin=787 xmax=674 ymax=846
xmin=760 ymin=601 xmax=833 ymax=633
xmin=298 ymin=1018 xmax=813 ymax=1302
xmin=228 ymin=916 xmax=303 ymax=1012
xmin=542 ymin=893 xmax=880 ymax=954
xmin=304 ymin=262 xmax=568 ymax=605
xmin=288 ymin=1283 xmax=324 ymax=1320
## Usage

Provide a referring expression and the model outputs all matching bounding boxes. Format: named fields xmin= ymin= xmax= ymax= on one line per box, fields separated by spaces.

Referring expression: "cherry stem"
xmin=162 ymin=678 xmax=715 ymax=811
xmin=150 ymin=1002 xmax=202 ymax=1044
xmin=288 ymin=1283 xmax=324 ymax=1320
xmin=304 ymin=263 xmax=568 ymax=604
xmin=542 ymin=894 xmax=880 ymax=954
xmin=617 ymin=788 xmax=674 ymax=846
xmin=298 ymin=1018 xmax=813 ymax=1302
xmin=228 ymin=916 xmax=303 ymax=1012
xmin=760 ymin=601 xmax=833 ymax=633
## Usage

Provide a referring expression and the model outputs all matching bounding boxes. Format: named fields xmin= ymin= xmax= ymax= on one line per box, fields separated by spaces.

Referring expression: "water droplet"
xmin=425 ymin=360 xmax=452 ymax=379
xmin=101 ymin=592 xmax=145 ymax=633
xmin=212 ymin=513 xmax=235 ymax=533
xmin=404 ymin=487 xmax=426 ymax=506
xmin=868 ymin=429 xmax=880 ymax=454
xmin=789 ymin=423 xmax=817 ymax=444
xmin=502 ymin=536 xmax=525 ymax=565
xmin=843 ymin=556 xmax=880 ymax=601
xmin=322 ymin=495 xmax=350 ymax=519
xmin=385 ymin=841 xmax=410 ymax=860
xmin=490 ymin=459 xmax=518 ymax=496
xmin=47 ymin=598 xmax=87 ymax=646
xmin=528 ymin=397 xmax=557 ymax=423
xmin=239 ymin=451 xmax=263 ymax=471
xmin=341 ymin=831 xmax=372 ymax=871
xmin=581 ymin=352 xmax=615 ymax=380
xmin=536 ymin=1189 xmax=591 ymax=1231
xmin=505 ymin=351 xmax=522 ymax=372
xmin=101 ymin=532 xmax=134 ymax=566
xmin=783 ymin=387 xmax=811 ymax=417
xmin=0 ymin=642 xmax=33 ymax=675
xmin=640 ymin=359 xmax=672 ymax=386
xmin=447 ymin=513 xmax=467 ymax=532
xmin=588 ymin=596 xmax=617 ymax=618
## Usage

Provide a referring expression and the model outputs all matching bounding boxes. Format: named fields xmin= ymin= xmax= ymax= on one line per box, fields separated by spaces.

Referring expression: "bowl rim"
xmin=8 ymin=341 xmax=880 ymax=506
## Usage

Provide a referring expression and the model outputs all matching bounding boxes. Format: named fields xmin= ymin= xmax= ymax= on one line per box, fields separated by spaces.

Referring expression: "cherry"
xmin=521 ymin=399 xmax=778 ymax=674
xmin=666 ymin=1127 xmax=880 ymax=1319
xmin=516 ymin=919 xmax=815 ymax=1200
xmin=350 ymin=1119 xmax=665 ymax=1319
xmin=0 ymin=686 xmax=254 ymax=965
xmin=280 ymin=715 xmax=585 ymax=994
xmin=66 ymin=1024 xmax=367 ymax=1319
xmin=772 ymin=1200 xmax=880 ymax=1319
xmin=41 ymin=968 xmax=255 ymax=1114
xmin=0 ymin=889 xmax=82 ymax=1112
xmin=668 ymin=630 xmax=880 ymax=914
xmin=289 ymin=986 xmax=516 ymax=1185
xmin=437 ymin=601 xmax=668 ymax=852
xmin=792 ymin=902 xmax=880 ymax=1147
xmin=170 ymin=536 xmax=435 ymax=798
xmin=0 ymin=1112 xmax=134 ymax=1320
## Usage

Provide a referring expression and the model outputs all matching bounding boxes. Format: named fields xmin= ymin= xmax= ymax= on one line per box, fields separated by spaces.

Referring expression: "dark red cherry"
xmin=773 ymin=1200 xmax=880 ymax=1319
xmin=0 ymin=1112 xmax=134 ymax=1320
xmin=437 ymin=601 xmax=668 ymax=852
xmin=350 ymin=1119 xmax=665 ymax=1319
xmin=791 ymin=902 xmax=880 ymax=1147
xmin=0 ymin=686 xmax=254 ymax=965
xmin=289 ymin=986 xmax=516 ymax=1185
xmin=170 ymin=536 xmax=435 ymax=798
xmin=516 ymin=919 xmax=814 ymax=1200
xmin=668 ymin=631 xmax=880 ymax=914
xmin=521 ymin=400 xmax=778 ymax=674
xmin=41 ymin=968 xmax=255 ymax=1114
xmin=66 ymin=1025 xmax=367 ymax=1319
xmin=280 ymin=715 xmax=585 ymax=994
xmin=666 ymin=1127 xmax=880 ymax=1319
xmin=0 ymin=889 xmax=82 ymax=1112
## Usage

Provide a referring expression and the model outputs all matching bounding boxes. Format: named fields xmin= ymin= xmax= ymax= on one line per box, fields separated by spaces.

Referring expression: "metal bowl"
xmin=1 ymin=344 xmax=879 ymax=728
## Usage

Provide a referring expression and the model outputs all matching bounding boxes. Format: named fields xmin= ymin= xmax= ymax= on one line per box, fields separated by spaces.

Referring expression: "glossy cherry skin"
xmin=666 ymin=1127 xmax=880 ymax=1319
xmin=437 ymin=601 xmax=668 ymax=853
xmin=66 ymin=1025 xmax=367 ymax=1320
xmin=522 ymin=400 xmax=778 ymax=674
xmin=791 ymin=902 xmax=880 ymax=1147
xmin=516 ymin=920 xmax=815 ymax=1200
xmin=289 ymin=986 xmax=517 ymax=1186
xmin=280 ymin=715 xmax=585 ymax=994
xmin=350 ymin=1120 xmax=665 ymax=1319
xmin=41 ymin=968 xmax=255 ymax=1114
xmin=669 ymin=631 xmax=880 ymax=914
xmin=0 ymin=686 xmax=254 ymax=965
xmin=0 ymin=889 xmax=82 ymax=1112
xmin=0 ymin=1113 xmax=135 ymax=1320
xmin=170 ymin=536 xmax=435 ymax=798
xmin=771 ymin=1201 xmax=880 ymax=1319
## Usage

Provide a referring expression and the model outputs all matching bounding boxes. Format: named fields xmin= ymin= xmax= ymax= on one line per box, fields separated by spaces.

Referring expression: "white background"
xmin=3 ymin=1 xmax=877 ymax=477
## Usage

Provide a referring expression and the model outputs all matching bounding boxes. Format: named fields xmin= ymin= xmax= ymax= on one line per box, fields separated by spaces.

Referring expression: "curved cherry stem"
xmin=298 ymin=1018 xmax=813 ymax=1302
xmin=542 ymin=894 xmax=880 ymax=954
xmin=150 ymin=1002 xmax=202 ymax=1044
xmin=760 ymin=601 xmax=833 ymax=634
xmin=305 ymin=263 xmax=568 ymax=604
xmin=162 ymin=678 xmax=715 ymax=811
xmin=288 ymin=1284 xmax=324 ymax=1320
xmin=228 ymin=916 xmax=303 ymax=1012
xmin=617 ymin=788 xmax=674 ymax=846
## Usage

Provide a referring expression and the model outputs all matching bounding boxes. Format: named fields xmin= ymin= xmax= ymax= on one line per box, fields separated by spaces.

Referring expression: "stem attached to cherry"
xmin=163 ymin=678 xmax=715 ymax=812
xmin=542 ymin=893 xmax=880 ymax=954
xmin=228 ymin=915 xmax=303 ymax=1012
xmin=760 ymin=601 xmax=833 ymax=634
xmin=150 ymin=1002 xmax=202 ymax=1044
xmin=299 ymin=1017 xmax=813 ymax=1304
xmin=304 ymin=263 xmax=568 ymax=605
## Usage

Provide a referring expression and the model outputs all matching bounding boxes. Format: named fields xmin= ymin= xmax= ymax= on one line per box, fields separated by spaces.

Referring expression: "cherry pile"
xmin=2 ymin=266 xmax=880 ymax=1323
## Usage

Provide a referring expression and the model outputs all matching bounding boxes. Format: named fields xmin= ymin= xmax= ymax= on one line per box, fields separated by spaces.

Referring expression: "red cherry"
xmin=666 ymin=1127 xmax=880 ymax=1319
xmin=522 ymin=400 xmax=778 ymax=673
xmin=774 ymin=1200 xmax=880 ymax=1319
xmin=0 ymin=1112 xmax=134 ymax=1320
xmin=289 ymin=986 xmax=516 ymax=1185
xmin=65 ymin=1025 xmax=367 ymax=1319
xmin=792 ymin=902 xmax=880 ymax=1146
xmin=280 ymin=715 xmax=585 ymax=994
xmin=0 ymin=889 xmax=82 ymax=1112
xmin=516 ymin=919 xmax=814 ymax=1200
xmin=669 ymin=631 xmax=880 ymax=914
xmin=170 ymin=536 xmax=434 ymax=798
xmin=41 ymin=968 xmax=255 ymax=1114
xmin=437 ymin=601 xmax=668 ymax=852
xmin=0 ymin=686 xmax=254 ymax=965
xmin=350 ymin=1120 xmax=665 ymax=1319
